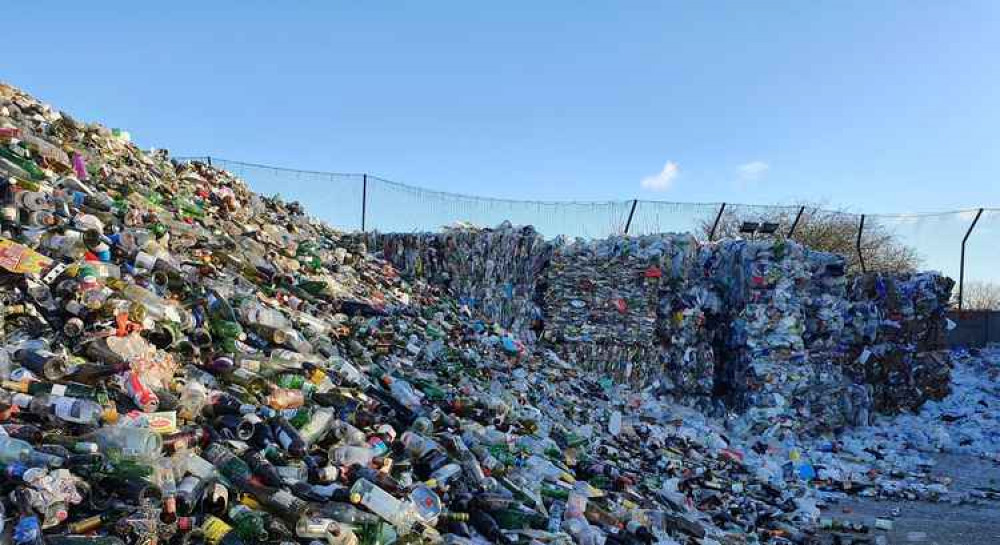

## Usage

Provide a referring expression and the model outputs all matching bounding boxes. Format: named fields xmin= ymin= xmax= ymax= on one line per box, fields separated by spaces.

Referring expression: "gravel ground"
xmin=819 ymin=454 xmax=1000 ymax=544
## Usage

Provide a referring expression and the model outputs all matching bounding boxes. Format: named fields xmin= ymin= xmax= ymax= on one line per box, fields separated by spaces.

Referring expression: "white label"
xmin=51 ymin=396 xmax=79 ymax=420
xmin=178 ymin=475 xmax=200 ymax=495
xmin=42 ymin=262 xmax=67 ymax=285
xmin=50 ymin=384 xmax=67 ymax=397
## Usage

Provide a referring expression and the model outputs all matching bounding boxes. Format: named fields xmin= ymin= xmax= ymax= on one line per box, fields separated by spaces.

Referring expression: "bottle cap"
xmin=102 ymin=407 xmax=119 ymax=424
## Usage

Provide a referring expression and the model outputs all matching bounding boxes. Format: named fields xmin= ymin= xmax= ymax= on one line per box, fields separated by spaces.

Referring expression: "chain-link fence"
xmin=177 ymin=156 xmax=999 ymax=309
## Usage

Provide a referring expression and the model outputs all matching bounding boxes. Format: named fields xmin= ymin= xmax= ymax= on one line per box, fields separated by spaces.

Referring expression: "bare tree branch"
xmin=698 ymin=204 xmax=920 ymax=274
xmin=957 ymin=281 xmax=1000 ymax=310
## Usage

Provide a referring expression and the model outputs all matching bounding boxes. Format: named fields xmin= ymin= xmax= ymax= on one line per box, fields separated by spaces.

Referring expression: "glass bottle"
xmin=11 ymin=393 xmax=104 ymax=425
xmin=0 ymin=436 xmax=63 ymax=467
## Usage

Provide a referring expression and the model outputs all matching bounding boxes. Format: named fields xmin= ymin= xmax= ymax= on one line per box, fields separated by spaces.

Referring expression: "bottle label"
xmin=178 ymin=475 xmax=200 ymax=495
xmin=239 ymin=358 xmax=261 ymax=373
xmin=50 ymin=384 xmax=67 ymax=397
xmin=51 ymin=396 xmax=82 ymax=421
xmin=202 ymin=516 xmax=233 ymax=545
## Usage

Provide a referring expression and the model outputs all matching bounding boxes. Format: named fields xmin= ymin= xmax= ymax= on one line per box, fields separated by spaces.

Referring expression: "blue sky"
xmin=4 ymin=1 xmax=999 ymax=280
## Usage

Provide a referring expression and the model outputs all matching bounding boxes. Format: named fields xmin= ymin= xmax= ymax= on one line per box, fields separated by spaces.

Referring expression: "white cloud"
xmin=640 ymin=161 xmax=679 ymax=191
xmin=737 ymin=160 xmax=769 ymax=181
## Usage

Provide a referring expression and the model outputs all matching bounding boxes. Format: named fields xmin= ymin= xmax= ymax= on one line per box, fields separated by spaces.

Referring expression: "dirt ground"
xmin=818 ymin=453 xmax=1000 ymax=544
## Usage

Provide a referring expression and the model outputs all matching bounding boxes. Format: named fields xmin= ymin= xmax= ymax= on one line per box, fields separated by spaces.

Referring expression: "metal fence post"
xmin=361 ymin=174 xmax=368 ymax=232
xmin=709 ymin=203 xmax=726 ymax=241
xmin=856 ymin=215 xmax=866 ymax=273
xmin=623 ymin=199 xmax=638 ymax=235
xmin=958 ymin=208 xmax=984 ymax=310
xmin=787 ymin=206 xmax=805 ymax=238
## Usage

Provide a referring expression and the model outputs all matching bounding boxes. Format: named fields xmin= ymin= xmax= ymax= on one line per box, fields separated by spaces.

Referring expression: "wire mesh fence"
xmin=174 ymin=156 xmax=999 ymax=306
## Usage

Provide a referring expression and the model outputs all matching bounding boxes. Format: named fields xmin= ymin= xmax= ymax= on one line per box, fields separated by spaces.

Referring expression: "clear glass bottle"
xmin=88 ymin=426 xmax=163 ymax=462
xmin=298 ymin=407 xmax=337 ymax=447
xmin=0 ymin=437 xmax=62 ymax=467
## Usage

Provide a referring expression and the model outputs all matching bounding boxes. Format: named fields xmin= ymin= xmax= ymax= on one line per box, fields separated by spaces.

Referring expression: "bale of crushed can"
xmin=364 ymin=223 xmax=551 ymax=341
xmin=540 ymin=235 xmax=672 ymax=386
xmin=844 ymin=272 xmax=955 ymax=414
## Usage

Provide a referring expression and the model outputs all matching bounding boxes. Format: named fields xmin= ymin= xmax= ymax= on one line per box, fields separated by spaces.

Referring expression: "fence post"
xmin=787 ymin=206 xmax=805 ymax=238
xmin=856 ymin=215 xmax=866 ymax=273
xmin=958 ymin=208 xmax=984 ymax=311
xmin=361 ymin=174 xmax=368 ymax=232
xmin=709 ymin=203 xmax=726 ymax=241
xmin=623 ymin=199 xmax=638 ymax=235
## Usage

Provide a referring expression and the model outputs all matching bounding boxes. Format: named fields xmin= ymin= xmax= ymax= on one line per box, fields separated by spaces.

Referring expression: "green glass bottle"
xmin=411 ymin=379 xmax=446 ymax=402
xmin=228 ymin=504 xmax=269 ymax=543
xmin=492 ymin=507 xmax=545 ymax=530
xmin=203 ymin=444 xmax=253 ymax=485
xmin=354 ymin=520 xmax=395 ymax=545
xmin=275 ymin=373 xmax=306 ymax=390
xmin=105 ymin=459 xmax=154 ymax=480
xmin=1 ymin=379 xmax=98 ymax=400
xmin=0 ymin=146 xmax=45 ymax=180
xmin=296 ymin=280 xmax=327 ymax=296
xmin=540 ymin=483 xmax=570 ymax=501
xmin=288 ymin=407 xmax=311 ymax=429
